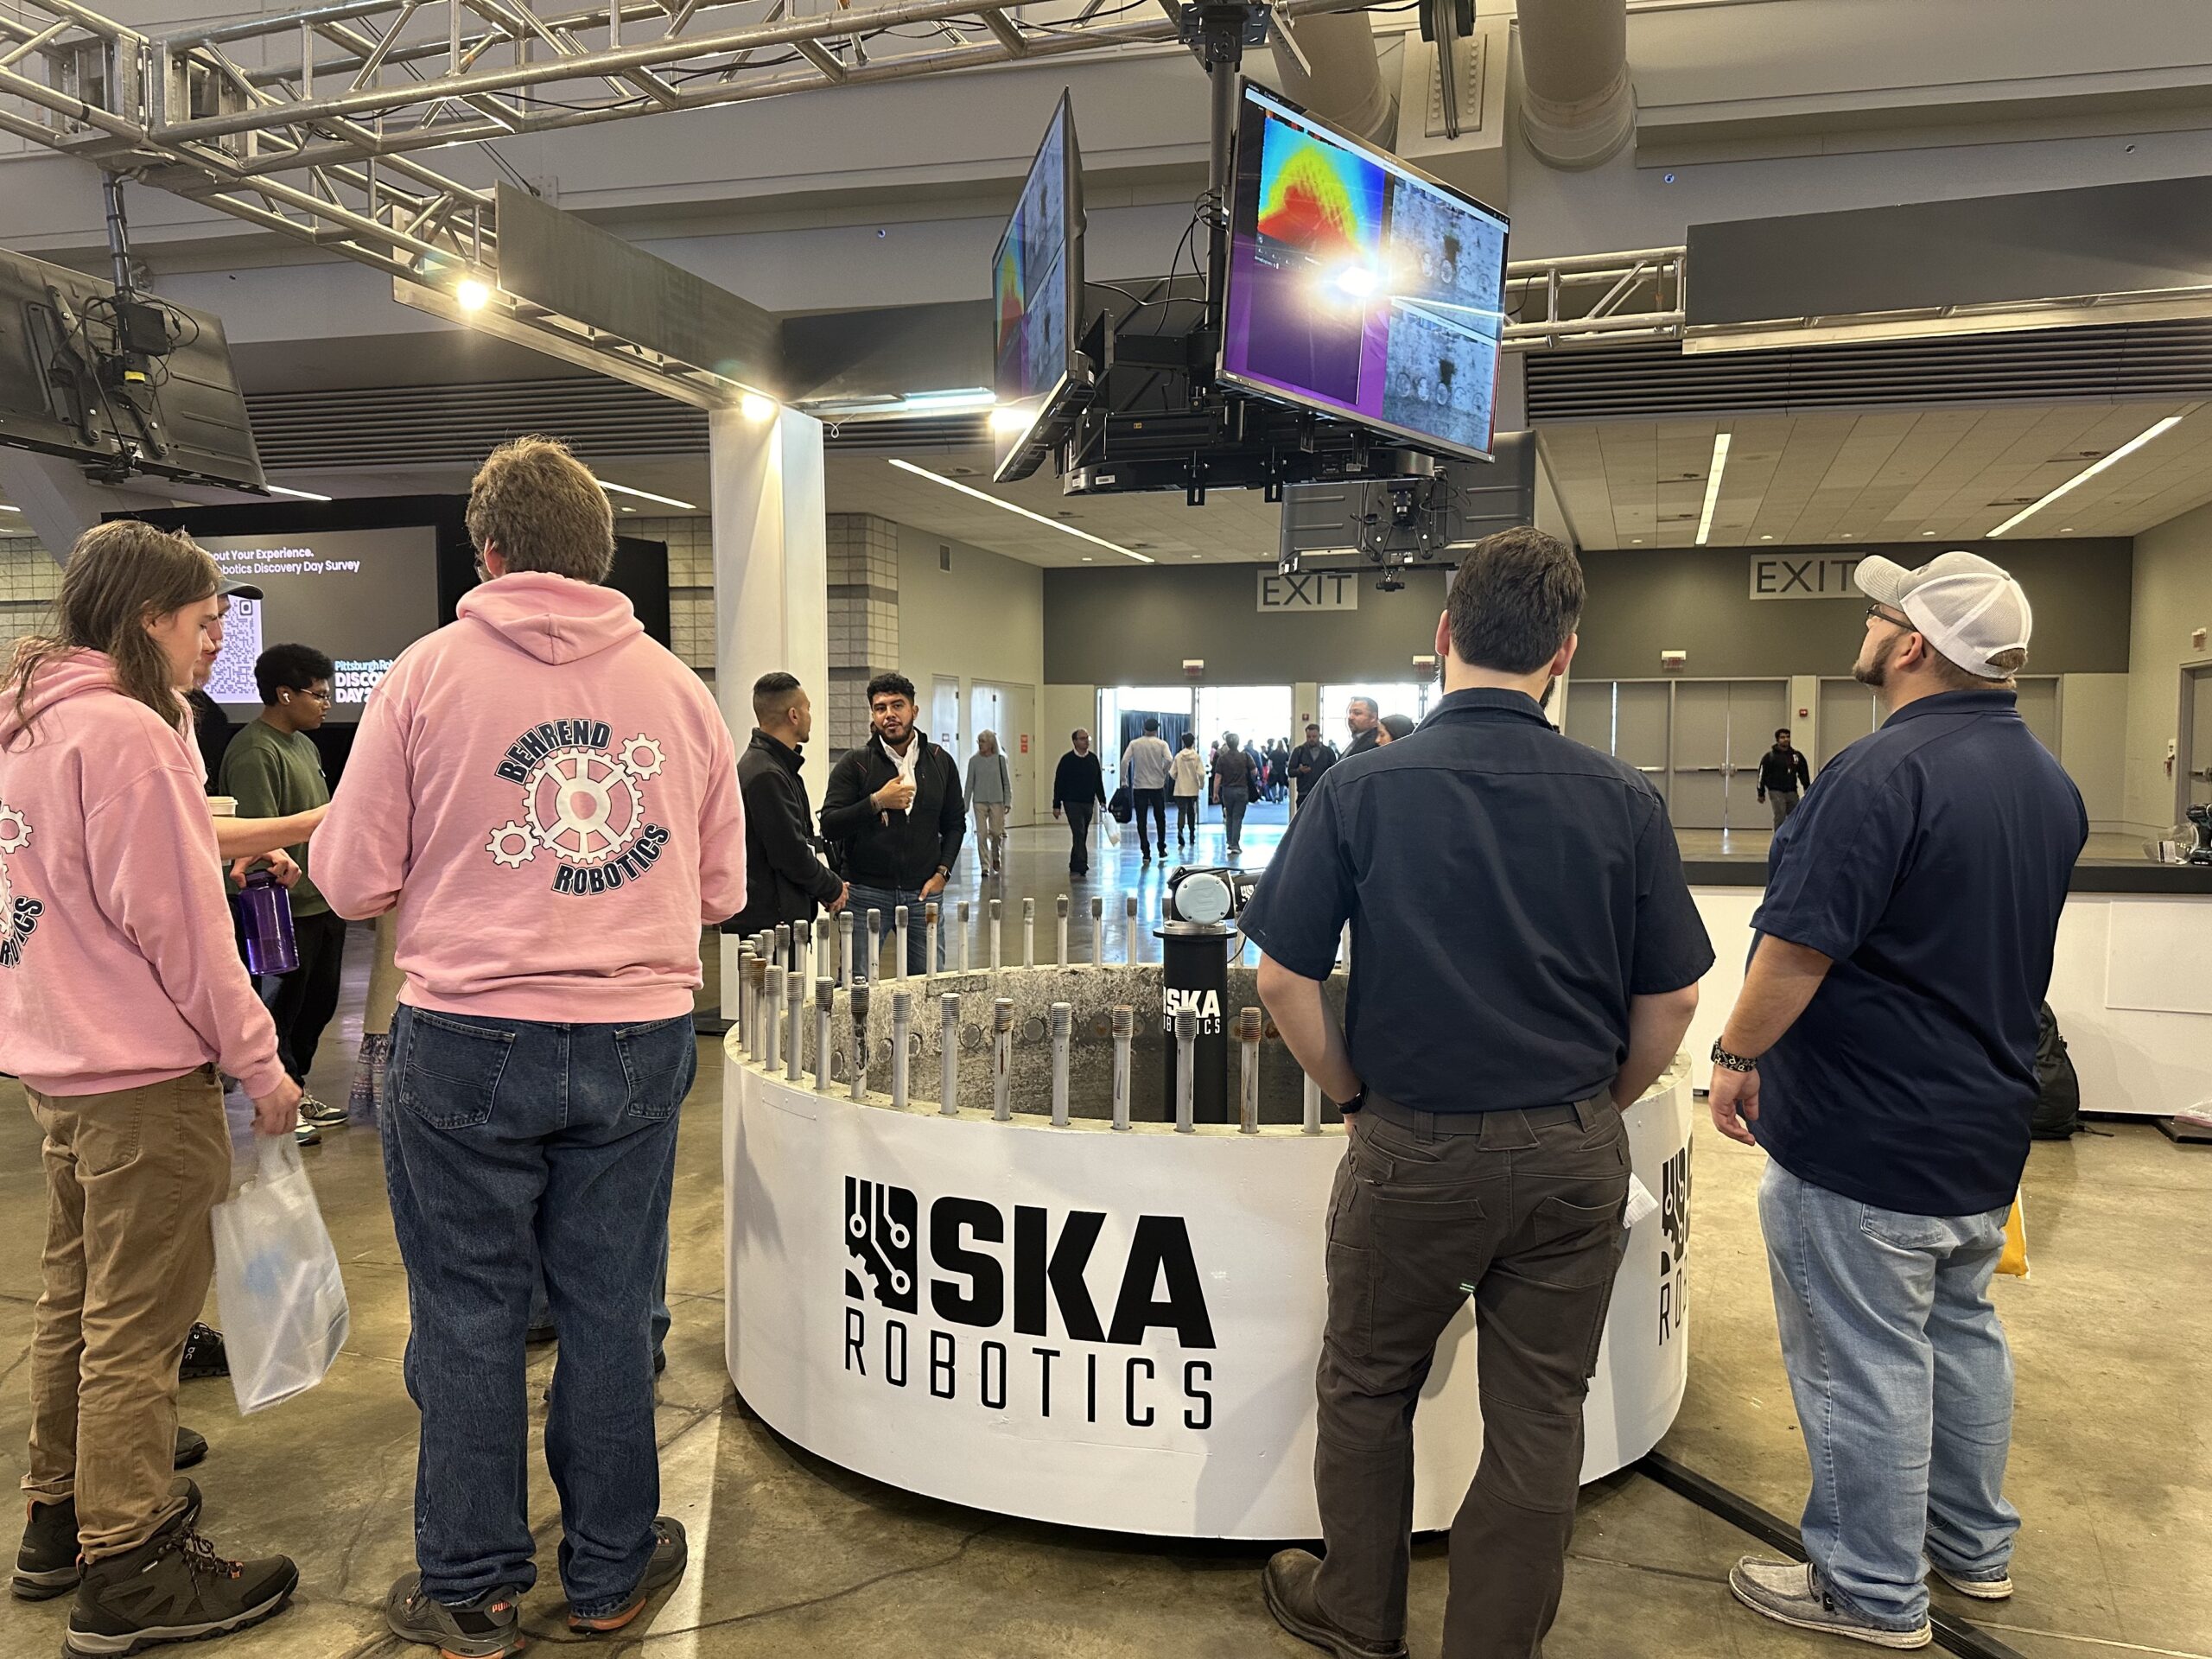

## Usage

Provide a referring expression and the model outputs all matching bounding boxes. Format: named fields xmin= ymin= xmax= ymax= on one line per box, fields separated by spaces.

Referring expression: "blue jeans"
xmin=383 ymin=1003 xmax=694 ymax=1618
xmin=848 ymin=881 xmax=944 ymax=979
xmin=1760 ymin=1160 xmax=2019 ymax=1631
xmin=529 ymin=1249 xmax=671 ymax=1359
xmin=1220 ymin=786 xmax=1250 ymax=851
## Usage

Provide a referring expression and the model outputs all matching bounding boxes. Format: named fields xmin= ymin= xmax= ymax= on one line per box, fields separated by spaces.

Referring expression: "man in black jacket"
xmin=1052 ymin=729 xmax=1108 ymax=877
xmin=1757 ymin=728 xmax=1814 ymax=828
xmin=728 ymin=672 xmax=846 ymax=950
xmin=821 ymin=671 xmax=964 ymax=976
xmin=1288 ymin=723 xmax=1337 ymax=812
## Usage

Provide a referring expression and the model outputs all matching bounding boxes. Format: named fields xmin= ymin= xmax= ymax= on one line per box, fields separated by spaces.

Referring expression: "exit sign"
xmin=1258 ymin=569 xmax=1360 ymax=612
xmin=1749 ymin=554 xmax=1865 ymax=601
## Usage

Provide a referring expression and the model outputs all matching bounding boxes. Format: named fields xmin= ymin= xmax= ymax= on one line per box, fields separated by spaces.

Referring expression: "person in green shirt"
xmin=220 ymin=643 xmax=346 ymax=1131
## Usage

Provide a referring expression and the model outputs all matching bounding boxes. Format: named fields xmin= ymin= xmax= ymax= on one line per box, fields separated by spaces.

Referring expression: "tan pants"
xmin=972 ymin=802 xmax=1008 ymax=872
xmin=24 ymin=1067 xmax=230 ymax=1559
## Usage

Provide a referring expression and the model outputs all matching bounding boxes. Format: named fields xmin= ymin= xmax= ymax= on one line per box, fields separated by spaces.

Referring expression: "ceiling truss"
xmin=0 ymin=0 xmax=1687 ymax=407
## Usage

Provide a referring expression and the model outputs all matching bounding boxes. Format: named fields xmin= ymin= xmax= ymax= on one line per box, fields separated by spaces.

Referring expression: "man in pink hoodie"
xmin=0 ymin=520 xmax=302 ymax=1656
xmin=314 ymin=437 xmax=744 ymax=1656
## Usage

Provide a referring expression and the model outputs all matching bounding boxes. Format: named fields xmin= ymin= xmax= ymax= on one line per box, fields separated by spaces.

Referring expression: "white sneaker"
xmin=1930 ymin=1565 xmax=2012 ymax=1601
xmin=293 ymin=1112 xmax=322 ymax=1147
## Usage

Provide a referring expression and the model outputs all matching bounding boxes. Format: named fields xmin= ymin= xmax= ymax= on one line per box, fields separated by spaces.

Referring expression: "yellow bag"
xmin=1997 ymin=1193 xmax=2029 ymax=1278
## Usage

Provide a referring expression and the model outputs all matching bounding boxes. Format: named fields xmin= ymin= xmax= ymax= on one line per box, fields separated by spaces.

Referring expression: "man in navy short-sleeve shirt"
xmin=1708 ymin=550 xmax=2085 ymax=1649
xmin=1244 ymin=528 xmax=1710 ymax=1659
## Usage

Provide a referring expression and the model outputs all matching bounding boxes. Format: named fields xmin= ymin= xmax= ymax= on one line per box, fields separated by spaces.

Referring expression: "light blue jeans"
xmin=1759 ymin=1160 xmax=2019 ymax=1631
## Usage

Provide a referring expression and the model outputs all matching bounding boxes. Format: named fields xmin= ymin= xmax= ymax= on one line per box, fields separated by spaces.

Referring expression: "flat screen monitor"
xmin=991 ymin=92 xmax=1086 ymax=483
xmin=194 ymin=526 xmax=443 ymax=722
xmin=1218 ymin=83 xmax=1509 ymax=462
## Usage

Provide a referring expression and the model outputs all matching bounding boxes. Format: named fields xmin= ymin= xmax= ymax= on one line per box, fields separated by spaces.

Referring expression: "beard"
xmin=1853 ymin=632 xmax=1904 ymax=690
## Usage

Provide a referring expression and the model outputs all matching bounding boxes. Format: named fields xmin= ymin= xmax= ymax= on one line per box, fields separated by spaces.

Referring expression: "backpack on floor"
xmin=2031 ymin=1001 xmax=2082 ymax=1140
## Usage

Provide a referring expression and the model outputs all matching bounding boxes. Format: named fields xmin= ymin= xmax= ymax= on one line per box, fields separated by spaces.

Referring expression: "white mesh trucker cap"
xmin=1853 ymin=550 xmax=2032 ymax=679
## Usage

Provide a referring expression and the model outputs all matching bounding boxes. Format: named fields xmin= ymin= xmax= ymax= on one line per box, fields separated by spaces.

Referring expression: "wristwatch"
xmin=1710 ymin=1039 xmax=1760 ymax=1074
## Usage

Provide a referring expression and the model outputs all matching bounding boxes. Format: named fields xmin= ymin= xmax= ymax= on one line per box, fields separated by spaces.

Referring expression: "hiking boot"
xmin=65 ymin=1508 xmax=295 ymax=1656
xmin=179 ymin=1324 xmax=228 ymax=1382
xmin=1930 ymin=1563 xmax=2013 ymax=1601
xmin=1261 ymin=1549 xmax=1408 ymax=1659
xmin=385 ymin=1572 xmax=524 ymax=1658
xmin=1729 ymin=1558 xmax=1931 ymax=1649
xmin=171 ymin=1428 xmax=207 ymax=1471
xmin=16 ymin=1483 xmax=201 ymax=1602
xmin=567 ymin=1516 xmax=687 ymax=1634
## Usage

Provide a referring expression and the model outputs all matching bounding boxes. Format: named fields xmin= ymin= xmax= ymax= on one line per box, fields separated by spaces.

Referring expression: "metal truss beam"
xmin=1504 ymin=245 xmax=1687 ymax=350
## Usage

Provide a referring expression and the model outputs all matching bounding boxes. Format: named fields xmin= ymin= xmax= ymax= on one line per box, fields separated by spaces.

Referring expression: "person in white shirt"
xmin=1120 ymin=718 xmax=1174 ymax=863
xmin=1170 ymin=732 xmax=1206 ymax=851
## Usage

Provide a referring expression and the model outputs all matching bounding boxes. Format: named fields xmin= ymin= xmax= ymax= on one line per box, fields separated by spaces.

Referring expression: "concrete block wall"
xmin=826 ymin=512 xmax=900 ymax=754
xmin=620 ymin=514 xmax=715 ymax=690
xmin=0 ymin=535 xmax=59 ymax=660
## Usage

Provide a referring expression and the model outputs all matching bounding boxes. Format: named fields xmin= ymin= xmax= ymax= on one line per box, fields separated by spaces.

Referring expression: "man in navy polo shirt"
xmin=1243 ymin=528 xmax=1711 ymax=1659
xmin=1707 ymin=550 xmax=2086 ymax=1649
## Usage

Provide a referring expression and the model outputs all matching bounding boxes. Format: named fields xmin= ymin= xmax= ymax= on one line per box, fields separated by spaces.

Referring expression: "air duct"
xmin=1517 ymin=0 xmax=1635 ymax=170
xmin=1268 ymin=12 xmax=1396 ymax=147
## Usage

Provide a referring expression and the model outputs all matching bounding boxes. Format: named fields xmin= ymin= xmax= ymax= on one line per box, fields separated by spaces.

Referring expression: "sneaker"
xmin=385 ymin=1572 xmax=524 ymax=1658
xmin=297 ymin=1094 xmax=349 ymax=1128
xmin=1930 ymin=1564 xmax=2012 ymax=1601
xmin=567 ymin=1516 xmax=687 ymax=1634
xmin=292 ymin=1113 xmax=321 ymax=1147
xmin=179 ymin=1323 xmax=229 ymax=1382
xmin=173 ymin=1427 xmax=207 ymax=1471
xmin=16 ymin=1482 xmax=200 ymax=1603
xmin=1729 ymin=1558 xmax=1931 ymax=1649
xmin=65 ymin=1509 xmax=296 ymax=1656
xmin=1261 ymin=1549 xmax=1408 ymax=1659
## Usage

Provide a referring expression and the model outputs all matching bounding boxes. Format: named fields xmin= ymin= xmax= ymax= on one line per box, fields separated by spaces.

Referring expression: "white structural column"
xmin=710 ymin=402 xmax=830 ymax=1018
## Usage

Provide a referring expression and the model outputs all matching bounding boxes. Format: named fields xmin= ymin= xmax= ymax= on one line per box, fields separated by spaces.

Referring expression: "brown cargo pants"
xmin=1313 ymin=1091 xmax=1631 ymax=1659
xmin=22 ymin=1066 xmax=232 ymax=1560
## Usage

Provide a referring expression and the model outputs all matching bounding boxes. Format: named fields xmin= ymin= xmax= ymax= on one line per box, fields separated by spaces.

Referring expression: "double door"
xmin=1564 ymin=677 xmax=1787 ymax=830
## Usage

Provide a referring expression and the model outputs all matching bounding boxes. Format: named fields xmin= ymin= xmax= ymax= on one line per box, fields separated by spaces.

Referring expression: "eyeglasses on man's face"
xmin=1865 ymin=603 xmax=1914 ymax=631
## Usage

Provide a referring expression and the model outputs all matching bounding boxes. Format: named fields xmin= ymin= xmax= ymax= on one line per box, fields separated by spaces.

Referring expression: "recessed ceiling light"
xmin=600 ymin=480 xmax=697 ymax=511
xmin=1081 ymin=556 xmax=1093 ymax=562
xmin=1922 ymin=530 xmax=1936 ymax=536
xmin=1988 ymin=412 xmax=2188 ymax=536
xmin=886 ymin=460 xmax=1154 ymax=563
xmin=2061 ymin=526 xmax=2074 ymax=533
xmin=1759 ymin=533 xmax=1773 ymax=541
xmin=1694 ymin=432 xmax=1731 ymax=546
xmin=1630 ymin=537 xmax=1642 ymax=543
xmin=265 ymin=484 xmax=333 ymax=502
xmin=0 ymin=503 xmax=19 ymax=514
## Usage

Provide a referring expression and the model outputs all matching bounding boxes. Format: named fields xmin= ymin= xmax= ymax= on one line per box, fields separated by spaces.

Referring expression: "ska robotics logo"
xmin=0 ymin=798 xmax=42 ymax=969
xmin=484 ymin=719 xmax=673 ymax=895
xmin=1658 ymin=1143 xmax=1692 ymax=1345
xmin=843 ymin=1176 xmax=1217 ymax=1430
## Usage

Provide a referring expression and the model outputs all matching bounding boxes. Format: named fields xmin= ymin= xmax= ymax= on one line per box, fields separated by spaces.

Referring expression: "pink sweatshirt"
xmin=315 ymin=572 xmax=745 ymax=1022
xmin=0 ymin=652 xmax=287 ymax=1100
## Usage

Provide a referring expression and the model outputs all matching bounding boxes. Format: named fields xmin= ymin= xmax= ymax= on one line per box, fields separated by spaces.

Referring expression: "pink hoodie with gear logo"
xmin=0 ymin=651 xmax=287 ymax=1100
xmin=314 ymin=570 xmax=746 ymax=1023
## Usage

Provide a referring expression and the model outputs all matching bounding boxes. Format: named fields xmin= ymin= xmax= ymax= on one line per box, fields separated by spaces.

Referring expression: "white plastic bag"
xmin=211 ymin=1133 xmax=350 ymax=1414
xmin=1103 ymin=814 xmax=1122 ymax=847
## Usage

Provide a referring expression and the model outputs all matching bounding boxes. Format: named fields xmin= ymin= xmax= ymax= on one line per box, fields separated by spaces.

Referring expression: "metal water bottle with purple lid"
xmin=237 ymin=868 xmax=300 ymax=976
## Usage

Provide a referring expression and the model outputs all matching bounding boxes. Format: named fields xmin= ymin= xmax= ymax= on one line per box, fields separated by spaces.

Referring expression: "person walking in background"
xmin=1120 ymin=717 xmax=1173 ymax=864
xmin=0 ymin=521 xmax=302 ymax=1656
xmin=730 ymin=671 xmax=845 ymax=944
xmin=1757 ymin=728 xmax=1814 ymax=828
xmin=1288 ymin=722 xmax=1337 ymax=812
xmin=1267 ymin=739 xmax=1293 ymax=803
xmin=1709 ymin=552 xmax=2085 ymax=1650
xmin=221 ymin=642 xmax=346 ymax=1140
xmin=1170 ymin=732 xmax=1206 ymax=851
xmin=966 ymin=729 xmax=1013 ymax=880
xmin=1052 ymin=729 xmax=1107 ymax=877
xmin=1243 ymin=526 xmax=1710 ymax=1659
xmin=1378 ymin=713 xmax=1415 ymax=745
xmin=1344 ymin=695 xmax=1382 ymax=759
xmin=1211 ymin=731 xmax=1259 ymax=858
xmin=823 ymin=672 xmax=963 ymax=977
xmin=315 ymin=436 xmax=745 ymax=1655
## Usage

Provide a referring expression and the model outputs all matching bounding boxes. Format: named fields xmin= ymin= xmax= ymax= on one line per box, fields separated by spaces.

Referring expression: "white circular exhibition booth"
xmin=721 ymin=958 xmax=1693 ymax=1540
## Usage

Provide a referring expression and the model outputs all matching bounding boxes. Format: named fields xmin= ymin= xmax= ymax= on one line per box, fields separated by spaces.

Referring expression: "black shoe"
xmin=385 ymin=1573 xmax=524 ymax=1657
xmin=525 ymin=1324 xmax=557 ymax=1346
xmin=179 ymin=1323 xmax=228 ymax=1382
xmin=568 ymin=1516 xmax=687 ymax=1634
xmin=66 ymin=1508 xmax=295 ymax=1656
xmin=16 ymin=1482 xmax=202 ymax=1603
xmin=1262 ymin=1550 xmax=1408 ymax=1659
xmin=654 ymin=1349 xmax=667 ymax=1376
xmin=173 ymin=1427 xmax=207 ymax=1471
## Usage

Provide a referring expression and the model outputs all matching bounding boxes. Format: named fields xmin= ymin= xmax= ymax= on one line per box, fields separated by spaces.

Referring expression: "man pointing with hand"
xmin=821 ymin=671 xmax=963 ymax=978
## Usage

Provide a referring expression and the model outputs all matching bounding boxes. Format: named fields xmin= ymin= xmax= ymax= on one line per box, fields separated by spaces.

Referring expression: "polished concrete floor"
xmin=0 ymin=818 xmax=2204 ymax=1658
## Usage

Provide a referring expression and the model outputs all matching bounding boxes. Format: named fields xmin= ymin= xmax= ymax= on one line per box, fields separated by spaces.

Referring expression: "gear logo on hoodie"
xmin=486 ymin=720 xmax=674 ymax=895
xmin=0 ymin=798 xmax=42 ymax=968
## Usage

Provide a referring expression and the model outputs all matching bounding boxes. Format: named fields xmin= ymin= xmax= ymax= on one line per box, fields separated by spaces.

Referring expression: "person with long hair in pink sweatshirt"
xmin=314 ymin=437 xmax=745 ymax=1656
xmin=0 ymin=519 xmax=302 ymax=1656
